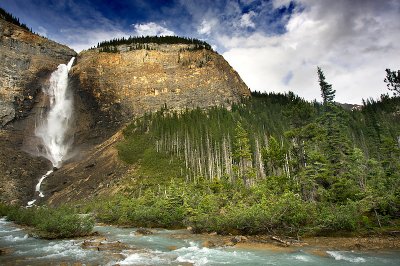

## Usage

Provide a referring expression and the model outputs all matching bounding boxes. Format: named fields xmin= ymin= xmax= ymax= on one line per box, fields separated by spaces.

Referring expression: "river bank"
xmin=168 ymin=228 xmax=400 ymax=252
xmin=1 ymin=218 xmax=400 ymax=265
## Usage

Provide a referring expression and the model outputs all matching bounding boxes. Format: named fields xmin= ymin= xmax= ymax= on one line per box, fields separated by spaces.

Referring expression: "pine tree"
xmin=233 ymin=121 xmax=253 ymax=184
xmin=384 ymin=69 xmax=400 ymax=95
xmin=317 ymin=67 xmax=336 ymax=105
xmin=233 ymin=122 xmax=252 ymax=162
xmin=262 ymin=136 xmax=285 ymax=176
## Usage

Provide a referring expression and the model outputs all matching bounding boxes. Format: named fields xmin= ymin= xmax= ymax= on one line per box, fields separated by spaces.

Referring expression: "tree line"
xmin=95 ymin=35 xmax=212 ymax=52
xmin=0 ymin=7 xmax=31 ymax=32
xmin=112 ymin=68 xmax=399 ymax=234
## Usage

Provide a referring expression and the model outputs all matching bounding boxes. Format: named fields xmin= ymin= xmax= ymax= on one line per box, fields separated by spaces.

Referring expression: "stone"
xmin=232 ymin=235 xmax=248 ymax=244
xmin=135 ymin=227 xmax=154 ymax=235
xmin=202 ymin=240 xmax=216 ymax=248
xmin=81 ymin=239 xmax=129 ymax=252
xmin=223 ymin=241 xmax=236 ymax=247
xmin=0 ymin=247 xmax=13 ymax=256
xmin=351 ymin=243 xmax=366 ymax=250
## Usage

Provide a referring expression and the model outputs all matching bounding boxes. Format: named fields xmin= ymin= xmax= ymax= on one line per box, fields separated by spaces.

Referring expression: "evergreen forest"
xmin=0 ymin=4 xmax=399 ymax=248
xmin=87 ymin=69 xmax=400 ymax=236
xmin=0 ymin=7 xmax=30 ymax=32
xmin=94 ymin=35 xmax=212 ymax=52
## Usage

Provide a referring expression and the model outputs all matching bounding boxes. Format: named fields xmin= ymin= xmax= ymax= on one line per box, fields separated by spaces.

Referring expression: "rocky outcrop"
xmin=0 ymin=18 xmax=76 ymax=204
xmin=0 ymin=17 xmax=251 ymax=205
xmin=71 ymin=44 xmax=250 ymax=125
xmin=0 ymin=128 xmax=51 ymax=204
xmin=0 ymin=18 xmax=76 ymax=127
xmin=44 ymin=131 xmax=128 ymax=206
xmin=41 ymin=44 xmax=250 ymax=205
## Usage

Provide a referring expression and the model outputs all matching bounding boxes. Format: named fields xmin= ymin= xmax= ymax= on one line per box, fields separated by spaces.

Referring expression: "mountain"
xmin=0 ymin=17 xmax=76 ymax=126
xmin=0 ymin=13 xmax=399 ymax=236
xmin=0 ymin=16 xmax=76 ymax=204
xmin=73 ymin=43 xmax=249 ymax=121
xmin=0 ymin=16 xmax=250 ymax=205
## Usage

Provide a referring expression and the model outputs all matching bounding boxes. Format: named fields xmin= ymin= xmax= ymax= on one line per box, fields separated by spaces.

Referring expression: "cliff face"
xmin=40 ymin=44 xmax=250 ymax=205
xmin=0 ymin=18 xmax=76 ymax=126
xmin=0 ymin=18 xmax=251 ymax=205
xmin=72 ymin=44 xmax=250 ymax=125
xmin=0 ymin=18 xmax=76 ymax=204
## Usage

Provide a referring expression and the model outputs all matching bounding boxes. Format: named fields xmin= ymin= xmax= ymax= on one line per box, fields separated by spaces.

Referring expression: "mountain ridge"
xmin=0 ymin=13 xmax=399 ymax=239
xmin=0 ymin=15 xmax=250 ymax=204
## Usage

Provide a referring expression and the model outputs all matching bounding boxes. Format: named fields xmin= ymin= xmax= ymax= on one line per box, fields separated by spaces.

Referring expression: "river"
xmin=1 ymin=218 xmax=399 ymax=265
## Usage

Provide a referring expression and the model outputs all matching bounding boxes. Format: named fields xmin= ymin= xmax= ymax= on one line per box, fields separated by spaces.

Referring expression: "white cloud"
xmin=197 ymin=19 xmax=218 ymax=35
xmin=222 ymin=0 xmax=400 ymax=104
xmin=29 ymin=0 xmax=399 ymax=104
xmin=239 ymin=11 xmax=256 ymax=28
xmin=272 ymin=0 xmax=293 ymax=8
xmin=132 ymin=22 xmax=174 ymax=36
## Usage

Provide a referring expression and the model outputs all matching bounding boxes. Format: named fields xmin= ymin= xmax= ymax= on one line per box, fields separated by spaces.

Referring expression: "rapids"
xmin=1 ymin=218 xmax=399 ymax=266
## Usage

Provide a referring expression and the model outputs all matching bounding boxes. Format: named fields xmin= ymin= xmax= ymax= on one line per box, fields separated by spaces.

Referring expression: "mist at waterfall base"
xmin=27 ymin=57 xmax=75 ymax=206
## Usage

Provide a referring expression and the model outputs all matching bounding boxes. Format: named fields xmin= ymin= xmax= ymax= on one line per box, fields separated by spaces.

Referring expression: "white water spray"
xmin=27 ymin=57 xmax=75 ymax=206
xmin=35 ymin=57 xmax=75 ymax=167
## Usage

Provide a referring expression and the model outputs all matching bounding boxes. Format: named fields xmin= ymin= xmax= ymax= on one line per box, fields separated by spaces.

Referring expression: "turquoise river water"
xmin=1 ymin=218 xmax=399 ymax=265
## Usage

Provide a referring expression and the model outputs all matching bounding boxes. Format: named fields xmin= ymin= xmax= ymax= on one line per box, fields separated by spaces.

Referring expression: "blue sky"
xmin=0 ymin=0 xmax=294 ymax=51
xmin=1 ymin=0 xmax=400 ymax=104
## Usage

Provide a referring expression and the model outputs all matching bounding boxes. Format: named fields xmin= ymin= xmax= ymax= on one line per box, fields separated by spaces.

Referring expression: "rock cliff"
xmin=71 ymin=44 xmax=250 ymax=125
xmin=0 ymin=17 xmax=76 ymax=204
xmin=42 ymin=44 xmax=250 ymax=205
xmin=0 ymin=17 xmax=251 ymax=205
xmin=0 ymin=18 xmax=76 ymax=126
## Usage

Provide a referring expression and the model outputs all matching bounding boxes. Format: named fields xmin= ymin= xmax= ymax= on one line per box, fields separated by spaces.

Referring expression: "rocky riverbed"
xmin=1 ymin=218 xmax=400 ymax=265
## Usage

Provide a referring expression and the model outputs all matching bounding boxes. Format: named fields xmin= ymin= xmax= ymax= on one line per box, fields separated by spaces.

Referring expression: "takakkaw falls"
xmin=0 ymin=6 xmax=400 ymax=266
xmin=27 ymin=57 xmax=75 ymax=207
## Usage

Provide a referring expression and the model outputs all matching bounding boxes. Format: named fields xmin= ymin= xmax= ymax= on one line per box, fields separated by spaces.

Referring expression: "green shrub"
xmin=0 ymin=203 xmax=11 ymax=217
xmin=316 ymin=201 xmax=361 ymax=231
xmin=35 ymin=207 xmax=94 ymax=238
xmin=2 ymin=204 xmax=94 ymax=238
xmin=6 ymin=206 xmax=37 ymax=226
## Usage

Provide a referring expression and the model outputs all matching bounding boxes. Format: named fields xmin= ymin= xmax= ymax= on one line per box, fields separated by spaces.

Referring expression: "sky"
xmin=1 ymin=0 xmax=400 ymax=104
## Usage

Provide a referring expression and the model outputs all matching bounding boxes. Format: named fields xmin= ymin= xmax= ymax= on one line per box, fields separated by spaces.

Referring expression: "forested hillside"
xmin=93 ymin=35 xmax=212 ymax=52
xmin=0 ymin=7 xmax=30 ymax=32
xmin=89 ymin=70 xmax=400 ymax=236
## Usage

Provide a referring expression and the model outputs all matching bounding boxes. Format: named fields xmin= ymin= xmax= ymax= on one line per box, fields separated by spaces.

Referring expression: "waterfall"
xmin=27 ymin=57 xmax=75 ymax=206
xmin=35 ymin=57 xmax=75 ymax=167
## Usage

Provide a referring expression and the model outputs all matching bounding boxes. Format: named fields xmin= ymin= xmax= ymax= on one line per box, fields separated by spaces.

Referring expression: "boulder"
xmin=202 ymin=240 xmax=216 ymax=248
xmin=135 ymin=227 xmax=154 ymax=236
